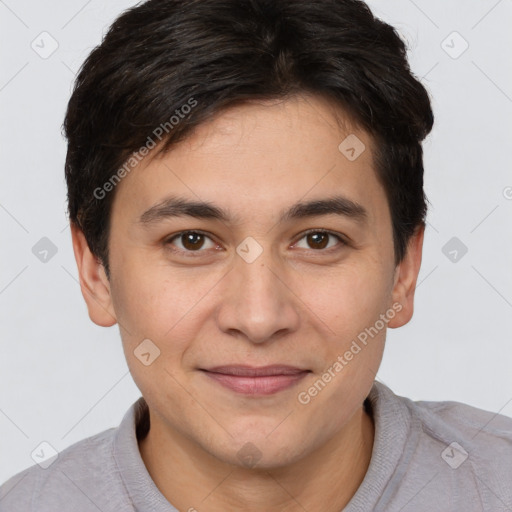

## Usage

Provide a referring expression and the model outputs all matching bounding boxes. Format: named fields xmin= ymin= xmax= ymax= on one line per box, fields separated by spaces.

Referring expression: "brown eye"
xmin=295 ymin=230 xmax=345 ymax=251
xmin=166 ymin=231 xmax=216 ymax=253
xmin=181 ymin=232 xmax=205 ymax=250
xmin=306 ymin=232 xmax=329 ymax=249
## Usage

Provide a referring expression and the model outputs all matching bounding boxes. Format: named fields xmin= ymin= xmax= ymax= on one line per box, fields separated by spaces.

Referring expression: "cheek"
xmin=111 ymin=269 xmax=205 ymax=406
xmin=110 ymin=260 xmax=223 ymax=353
xmin=302 ymin=260 xmax=392 ymax=338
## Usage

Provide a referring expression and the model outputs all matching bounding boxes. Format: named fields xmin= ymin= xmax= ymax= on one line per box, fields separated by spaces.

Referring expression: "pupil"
xmin=183 ymin=233 xmax=204 ymax=250
xmin=308 ymin=232 xmax=328 ymax=249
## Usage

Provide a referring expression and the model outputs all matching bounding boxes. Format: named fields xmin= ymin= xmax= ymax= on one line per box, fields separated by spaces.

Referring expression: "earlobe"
xmin=388 ymin=224 xmax=424 ymax=329
xmin=70 ymin=223 xmax=117 ymax=327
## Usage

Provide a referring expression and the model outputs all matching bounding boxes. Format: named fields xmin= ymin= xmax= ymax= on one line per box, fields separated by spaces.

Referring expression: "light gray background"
xmin=1 ymin=0 xmax=511 ymax=482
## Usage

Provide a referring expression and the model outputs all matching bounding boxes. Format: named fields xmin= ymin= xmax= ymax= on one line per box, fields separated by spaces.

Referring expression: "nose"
xmin=215 ymin=248 xmax=301 ymax=344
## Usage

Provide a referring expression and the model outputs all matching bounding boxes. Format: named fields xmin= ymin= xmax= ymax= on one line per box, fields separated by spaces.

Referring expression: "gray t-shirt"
xmin=1 ymin=381 xmax=511 ymax=511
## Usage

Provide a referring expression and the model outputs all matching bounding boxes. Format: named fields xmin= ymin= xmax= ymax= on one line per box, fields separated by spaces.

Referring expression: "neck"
xmin=138 ymin=403 xmax=374 ymax=512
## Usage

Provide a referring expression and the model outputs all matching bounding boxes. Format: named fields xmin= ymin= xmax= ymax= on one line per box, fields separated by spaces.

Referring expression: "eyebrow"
xmin=138 ymin=195 xmax=368 ymax=226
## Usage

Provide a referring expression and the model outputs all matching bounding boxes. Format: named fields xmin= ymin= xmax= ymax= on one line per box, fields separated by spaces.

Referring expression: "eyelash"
xmin=164 ymin=229 xmax=347 ymax=257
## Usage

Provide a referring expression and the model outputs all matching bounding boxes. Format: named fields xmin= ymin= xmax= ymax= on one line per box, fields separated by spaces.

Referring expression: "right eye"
xmin=164 ymin=230 xmax=219 ymax=255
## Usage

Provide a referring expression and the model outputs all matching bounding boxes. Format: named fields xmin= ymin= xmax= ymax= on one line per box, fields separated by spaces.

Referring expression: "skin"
xmin=71 ymin=94 xmax=423 ymax=511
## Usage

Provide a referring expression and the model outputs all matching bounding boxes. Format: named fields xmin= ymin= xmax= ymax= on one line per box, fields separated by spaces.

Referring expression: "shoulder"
xmin=0 ymin=426 xmax=122 ymax=512
xmin=409 ymin=394 xmax=512 ymax=460
xmin=368 ymin=383 xmax=512 ymax=509
xmin=371 ymin=382 xmax=512 ymax=468
xmin=402 ymin=390 xmax=512 ymax=502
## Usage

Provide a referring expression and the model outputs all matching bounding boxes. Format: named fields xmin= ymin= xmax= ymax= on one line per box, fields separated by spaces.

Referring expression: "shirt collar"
xmin=113 ymin=380 xmax=412 ymax=512
xmin=343 ymin=380 xmax=414 ymax=511
xmin=113 ymin=396 xmax=177 ymax=512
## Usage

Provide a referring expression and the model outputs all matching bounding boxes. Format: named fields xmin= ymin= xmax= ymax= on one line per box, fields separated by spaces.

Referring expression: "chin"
xmin=210 ymin=430 xmax=306 ymax=470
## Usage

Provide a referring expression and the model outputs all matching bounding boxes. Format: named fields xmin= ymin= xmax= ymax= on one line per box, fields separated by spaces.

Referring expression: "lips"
xmin=200 ymin=365 xmax=310 ymax=395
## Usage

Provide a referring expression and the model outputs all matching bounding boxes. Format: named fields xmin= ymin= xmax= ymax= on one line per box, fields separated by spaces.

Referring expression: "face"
xmin=73 ymin=94 xmax=422 ymax=469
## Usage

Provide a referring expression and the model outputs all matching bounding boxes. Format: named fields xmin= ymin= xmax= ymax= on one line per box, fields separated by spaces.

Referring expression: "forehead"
xmin=111 ymin=94 xmax=386 ymax=227
xmin=178 ymin=95 xmax=364 ymax=157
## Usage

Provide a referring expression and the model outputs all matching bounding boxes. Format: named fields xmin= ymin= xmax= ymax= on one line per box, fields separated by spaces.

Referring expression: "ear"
xmin=70 ymin=223 xmax=117 ymax=327
xmin=387 ymin=224 xmax=424 ymax=328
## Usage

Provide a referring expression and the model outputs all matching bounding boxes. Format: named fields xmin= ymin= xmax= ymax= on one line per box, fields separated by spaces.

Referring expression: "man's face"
xmin=78 ymin=94 xmax=419 ymax=468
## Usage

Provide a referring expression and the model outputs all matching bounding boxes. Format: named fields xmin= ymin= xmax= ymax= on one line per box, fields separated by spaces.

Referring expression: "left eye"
xmin=294 ymin=230 xmax=345 ymax=251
